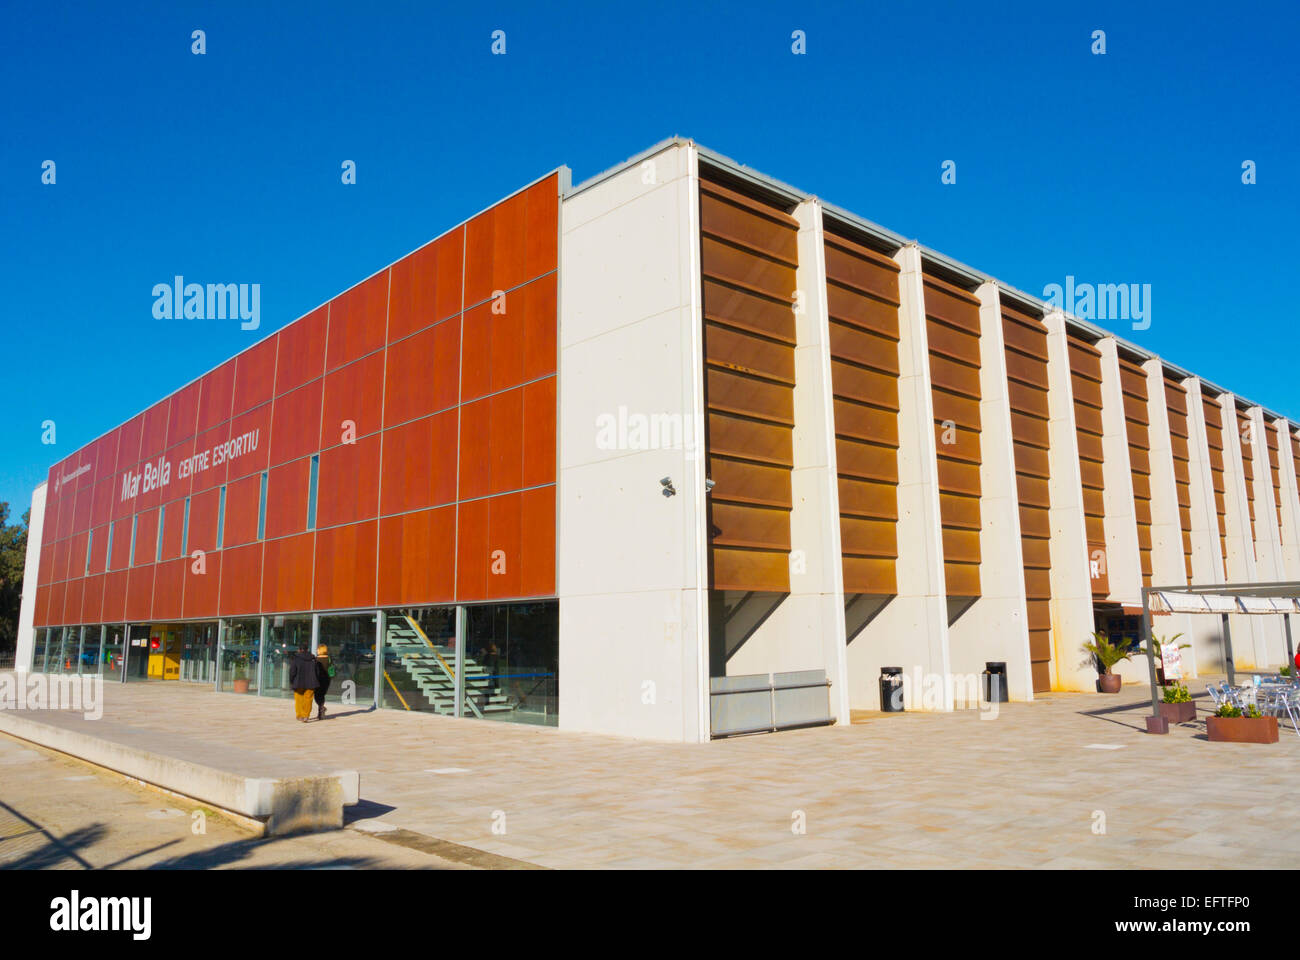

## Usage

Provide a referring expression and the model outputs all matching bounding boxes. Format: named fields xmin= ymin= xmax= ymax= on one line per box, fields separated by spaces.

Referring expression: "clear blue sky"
xmin=2 ymin=0 xmax=1296 ymax=520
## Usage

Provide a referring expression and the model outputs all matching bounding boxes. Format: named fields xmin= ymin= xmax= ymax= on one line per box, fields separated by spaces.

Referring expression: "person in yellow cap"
xmin=313 ymin=644 xmax=334 ymax=720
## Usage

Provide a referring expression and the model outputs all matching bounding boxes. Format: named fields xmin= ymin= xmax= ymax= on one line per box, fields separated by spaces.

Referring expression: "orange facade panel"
xmin=33 ymin=174 xmax=561 ymax=627
xmin=700 ymin=175 xmax=797 ymax=594
xmin=1164 ymin=376 xmax=1195 ymax=580
xmin=826 ymin=230 xmax=900 ymax=596
xmin=1070 ymin=334 xmax=1109 ymax=597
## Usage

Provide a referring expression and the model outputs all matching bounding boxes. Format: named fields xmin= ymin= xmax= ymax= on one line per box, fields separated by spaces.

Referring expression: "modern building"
xmin=17 ymin=137 xmax=1300 ymax=741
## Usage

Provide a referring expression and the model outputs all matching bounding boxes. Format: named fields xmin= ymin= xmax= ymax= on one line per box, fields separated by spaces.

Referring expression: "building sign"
xmin=118 ymin=428 xmax=260 ymax=502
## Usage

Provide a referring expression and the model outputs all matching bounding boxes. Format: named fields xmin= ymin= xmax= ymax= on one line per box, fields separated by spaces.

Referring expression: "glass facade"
xmin=317 ymin=613 xmax=376 ymax=706
xmin=27 ymin=602 xmax=557 ymax=725
xmin=262 ymin=616 xmax=312 ymax=699
xmin=219 ymin=618 xmax=261 ymax=694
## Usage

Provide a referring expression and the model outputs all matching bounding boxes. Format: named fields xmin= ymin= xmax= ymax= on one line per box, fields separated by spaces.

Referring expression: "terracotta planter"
xmin=1207 ymin=715 xmax=1279 ymax=744
xmin=1097 ymin=673 xmax=1122 ymax=694
xmin=1159 ymin=700 xmax=1196 ymax=723
xmin=232 ymin=677 xmax=250 ymax=694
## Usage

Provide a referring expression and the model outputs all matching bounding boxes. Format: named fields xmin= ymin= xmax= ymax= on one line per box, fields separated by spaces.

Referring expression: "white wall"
xmin=15 ymin=482 xmax=46 ymax=671
xmin=556 ymin=141 xmax=709 ymax=741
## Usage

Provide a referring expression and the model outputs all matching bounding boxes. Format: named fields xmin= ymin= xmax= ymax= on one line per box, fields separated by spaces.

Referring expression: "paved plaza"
xmin=2 ymin=673 xmax=1297 ymax=868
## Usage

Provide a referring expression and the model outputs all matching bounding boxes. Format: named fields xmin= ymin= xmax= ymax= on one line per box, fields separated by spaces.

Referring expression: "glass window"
xmin=155 ymin=504 xmax=166 ymax=562
xmin=85 ymin=529 xmax=93 ymax=576
xmin=216 ymin=484 xmax=227 ymax=549
xmin=306 ymin=456 xmax=319 ymax=531
xmin=257 ymin=471 xmax=268 ymax=540
xmin=31 ymin=628 xmax=48 ymax=672
xmin=219 ymin=618 xmax=262 ymax=694
xmin=181 ymin=496 xmax=191 ymax=556
xmin=261 ymin=616 xmax=313 ymax=699
xmin=318 ymin=614 xmax=377 ymax=707
xmin=52 ymin=627 xmax=78 ymax=675
xmin=181 ymin=621 xmax=218 ymax=683
xmin=380 ymin=607 xmax=458 ymax=713
xmin=102 ymin=625 xmax=126 ymax=680
xmin=124 ymin=624 xmax=152 ymax=682
xmin=79 ymin=625 xmax=103 ymax=676
xmin=128 ymin=514 xmax=138 ymax=567
xmin=464 ymin=601 xmax=558 ymax=726
xmin=106 ymin=520 xmax=115 ymax=569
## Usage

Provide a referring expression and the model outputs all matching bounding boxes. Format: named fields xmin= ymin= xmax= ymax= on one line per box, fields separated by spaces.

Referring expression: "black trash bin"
xmin=880 ymin=666 xmax=904 ymax=712
xmin=982 ymin=661 xmax=1008 ymax=703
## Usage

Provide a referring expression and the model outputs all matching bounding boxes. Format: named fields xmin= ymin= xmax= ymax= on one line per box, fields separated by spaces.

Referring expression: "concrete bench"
xmin=0 ymin=706 xmax=359 ymax=837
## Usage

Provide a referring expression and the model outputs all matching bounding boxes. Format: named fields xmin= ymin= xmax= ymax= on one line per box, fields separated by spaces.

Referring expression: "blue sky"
xmin=2 ymin=0 xmax=1296 ymax=519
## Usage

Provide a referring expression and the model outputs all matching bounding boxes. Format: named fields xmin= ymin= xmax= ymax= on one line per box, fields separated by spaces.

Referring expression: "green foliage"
xmin=0 ymin=505 xmax=29 ymax=656
xmin=1214 ymin=702 xmax=1262 ymax=719
xmin=1161 ymin=682 xmax=1192 ymax=704
xmin=1140 ymin=631 xmax=1190 ymax=661
xmin=1282 ymin=664 xmax=1293 ymax=678
xmin=1083 ymin=631 xmax=1131 ymax=675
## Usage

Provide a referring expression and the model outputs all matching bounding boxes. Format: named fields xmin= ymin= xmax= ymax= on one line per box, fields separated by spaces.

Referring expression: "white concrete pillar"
xmin=1095 ymin=339 xmax=1144 ymax=609
xmin=1041 ymin=312 xmax=1096 ymax=691
xmin=1218 ymin=393 xmax=1269 ymax=668
xmin=942 ymin=282 xmax=1032 ymax=703
xmin=15 ymin=482 xmax=47 ymax=672
xmin=729 ymin=198 xmax=850 ymax=724
xmin=851 ymin=242 xmax=951 ymax=711
xmin=1181 ymin=378 xmax=1231 ymax=671
xmin=1141 ymin=360 xmax=1197 ymax=675
xmin=1274 ymin=417 xmax=1300 ymax=580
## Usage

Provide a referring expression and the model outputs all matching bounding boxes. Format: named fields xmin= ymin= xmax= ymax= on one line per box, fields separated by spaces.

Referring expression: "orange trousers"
xmin=293 ymin=688 xmax=316 ymax=719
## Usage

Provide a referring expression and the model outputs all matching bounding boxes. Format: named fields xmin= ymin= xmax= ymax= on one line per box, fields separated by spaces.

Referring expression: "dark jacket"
xmin=314 ymin=655 xmax=332 ymax=692
xmin=289 ymin=650 xmax=318 ymax=690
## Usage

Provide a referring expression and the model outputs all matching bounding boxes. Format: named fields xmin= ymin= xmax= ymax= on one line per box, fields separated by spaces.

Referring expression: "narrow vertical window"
xmin=106 ymin=520 xmax=114 ymax=569
xmin=257 ymin=471 xmax=268 ymax=540
xmin=181 ymin=496 xmax=191 ymax=556
xmin=156 ymin=503 xmax=166 ymax=562
xmin=85 ymin=528 xmax=93 ymax=575
xmin=216 ymin=484 xmax=227 ymax=549
xmin=306 ymin=455 xmax=319 ymax=531
xmin=128 ymin=515 xmax=138 ymax=566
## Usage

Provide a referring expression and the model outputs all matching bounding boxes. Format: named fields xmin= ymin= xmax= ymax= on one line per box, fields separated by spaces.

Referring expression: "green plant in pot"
xmin=1207 ymin=699 xmax=1277 ymax=742
xmin=1158 ymin=681 xmax=1196 ymax=723
xmin=230 ymin=652 xmax=252 ymax=694
xmin=1083 ymin=631 xmax=1130 ymax=693
xmin=1140 ymin=631 xmax=1190 ymax=685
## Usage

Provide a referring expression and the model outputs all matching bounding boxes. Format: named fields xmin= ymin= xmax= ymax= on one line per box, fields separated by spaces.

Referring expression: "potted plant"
xmin=1206 ymin=702 xmax=1278 ymax=744
xmin=1140 ymin=632 xmax=1191 ymax=685
xmin=1158 ymin=682 xmax=1196 ymax=723
xmin=231 ymin=653 xmax=251 ymax=694
xmin=1083 ymin=631 xmax=1130 ymax=693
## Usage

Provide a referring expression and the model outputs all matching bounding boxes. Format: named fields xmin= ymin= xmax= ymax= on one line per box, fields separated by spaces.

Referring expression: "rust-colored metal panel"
xmin=939 ymin=492 xmax=981 ymax=529
xmin=926 ymin=318 xmax=981 ymax=367
xmin=1076 ymin=432 xmax=1106 ymax=463
xmin=828 ymin=321 xmax=900 ymax=377
xmin=930 ymin=391 xmax=981 ymax=433
xmin=928 ymin=352 xmax=981 ymax=397
xmin=1020 ymin=535 xmax=1052 ymax=569
xmin=942 ymin=528 xmax=981 ymax=563
xmin=936 ymin=458 xmax=981 ymax=498
xmin=838 ymin=477 xmax=901 ymax=522
xmin=701 ymin=173 xmax=797 ymax=594
xmin=1122 ymin=392 xmax=1149 ymax=425
xmin=944 ymin=562 xmax=981 ymax=596
xmin=1015 ymin=474 xmax=1051 ymax=509
xmin=836 ymin=438 xmax=900 ymax=484
xmin=1019 ymin=504 xmax=1052 ymax=539
xmin=1023 ymin=567 xmax=1052 ymax=599
xmin=829 ymin=360 xmax=899 ymax=409
xmin=1073 ymin=403 xmax=1104 ymax=436
xmin=932 ymin=421 xmax=981 ymax=464
xmin=1009 ymin=411 xmax=1050 ymax=448
xmin=703 ymin=278 xmax=797 ymax=344
xmin=1004 ymin=350 xmax=1050 ymax=389
xmin=826 ymin=286 xmax=901 ymax=340
xmin=840 ymin=517 xmax=899 ymax=558
xmin=833 ymin=401 xmax=900 ymax=447
xmin=824 ymin=248 xmax=901 ymax=306
xmin=1007 ymin=380 xmax=1050 ymax=418
xmin=1012 ymin=441 xmax=1051 ymax=479
xmin=842 ymin=556 xmax=897 ymax=595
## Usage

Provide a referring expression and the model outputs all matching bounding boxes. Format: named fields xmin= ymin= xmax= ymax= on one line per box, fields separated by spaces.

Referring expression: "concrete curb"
xmin=0 ymin=709 xmax=358 ymax=836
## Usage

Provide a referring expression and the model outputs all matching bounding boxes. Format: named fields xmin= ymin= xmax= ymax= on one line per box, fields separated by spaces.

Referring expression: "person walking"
xmin=288 ymin=643 xmax=319 ymax=722
xmin=313 ymin=644 xmax=334 ymax=720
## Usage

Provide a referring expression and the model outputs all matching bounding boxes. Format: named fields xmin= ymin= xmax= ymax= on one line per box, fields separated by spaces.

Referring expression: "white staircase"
xmin=383 ymin=617 xmax=515 ymax=717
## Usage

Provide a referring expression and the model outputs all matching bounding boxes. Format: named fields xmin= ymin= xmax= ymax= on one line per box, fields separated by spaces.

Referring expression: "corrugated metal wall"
xmin=1002 ymin=303 xmax=1052 ymax=691
xmin=1202 ymin=393 xmax=1230 ymax=566
xmin=698 ymin=176 xmax=798 ymax=593
xmin=1237 ymin=405 xmax=1257 ymax=549
xmin=824 ymin=229 xmax=901 ymax=596
xmin=924 ymin=272 xmax=982 ymax=598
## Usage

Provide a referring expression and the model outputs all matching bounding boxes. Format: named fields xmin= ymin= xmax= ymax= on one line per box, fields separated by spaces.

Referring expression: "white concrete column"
xmin=1274 ymin=418 xmax=1300 ymax=580
xmin=15 ymin=482 xmax=47 ymax=672
xmin=728 ymin=198 xmax=850 ymax=724
xmin=1095 ymin=339 xmax=1143 ymax=614
xmin=1041 ymin=312 xmax=1096 ymax=692
xmin=1218 ymin=393 xmax=1269 ymax=668
xmin=1181 ymin=378 xmax=1231 ymax=671
xmin=1142 ymin=360 xmax=1197 ymax=675
xmin=556 ymin=140 xmax=710 ymax=741
xmin=852 ymin=242 xmax=951 ymax=711
xmin=942 ymin=282 xmax=1032 ymax=703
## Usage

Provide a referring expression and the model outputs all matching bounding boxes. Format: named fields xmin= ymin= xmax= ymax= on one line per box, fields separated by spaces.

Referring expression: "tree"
xmin=0 ymin=504 xmax=29 ymax=655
